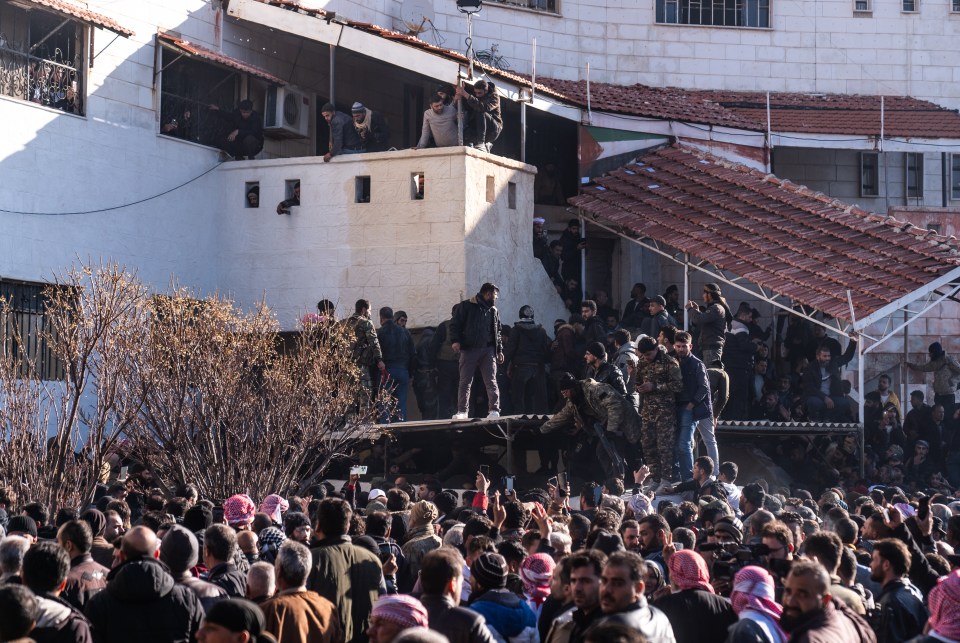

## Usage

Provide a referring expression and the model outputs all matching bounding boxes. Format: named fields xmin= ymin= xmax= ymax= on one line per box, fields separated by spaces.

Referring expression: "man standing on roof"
xmin=450 ymin=283 xmax=504 ymax=420
xmin=455 ymin=79 xmax=502 ymax=152
xmin=905 ymin=342 xmax=960 ymax=419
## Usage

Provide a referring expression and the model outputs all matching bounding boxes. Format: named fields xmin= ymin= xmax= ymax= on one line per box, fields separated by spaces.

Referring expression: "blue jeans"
xmin=382 ymin=366 xmax=410 ymax=422
xmin=676 ymin=407 xmax=696 ymax=481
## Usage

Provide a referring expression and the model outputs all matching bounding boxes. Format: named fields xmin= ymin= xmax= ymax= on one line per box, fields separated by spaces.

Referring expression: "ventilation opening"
xmin=411 ymin=173 xmax=425 ymax=200
xmin=486 ymin=176 xmax=495 ymax=203
xmin=355 ymin=176 xmax=371 ymax=203
xmin=245 ymin=181 xmax=259 ymax=208
xmin=508 ymin=181 xmax=517 ymax=209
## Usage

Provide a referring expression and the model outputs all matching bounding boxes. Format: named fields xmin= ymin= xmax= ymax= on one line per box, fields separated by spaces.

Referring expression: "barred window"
xmin=656 ymin=0 xmax=770 ymax=27
xmin=860 ymin=152 xmax=879 ymax=197
xmin=0 ymin=280 xmax=66 ymax=381
xmin=158 ymin=46 xmax=239 ymax=146
xmin=0 ymin=3 xmax=85 ymax=115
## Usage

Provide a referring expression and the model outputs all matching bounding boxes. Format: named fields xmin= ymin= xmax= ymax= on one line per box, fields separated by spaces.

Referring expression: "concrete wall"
xmin=215 ymin=147 xmax=569 ymax=329
xmin=774 ymin=148 xmax=960 ymax=212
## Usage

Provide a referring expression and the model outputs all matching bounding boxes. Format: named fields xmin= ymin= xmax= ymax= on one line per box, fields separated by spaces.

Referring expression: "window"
xmin=508 ymin=182 xmax=517 ymax=209
xmin=411 ymin=173 xmax=425 ymax=200
xmin=158 ymin=46 xmax=239 ymax=146
xmin=0 ymin=279 xmax=66 ymax=380
xmin=854 ymin=0 xmax=871 ymax=11
xmin=927 ymin=223 xmax=941 ymax=234
xmin=860 ymin=152 xmax=879 ymax=197
xmin=0 ymin=5 xmax=85 ymax=114
xmin=486 ymin=176 xmax=495 ymax=203
xmin=902 ymin=0 xmax=917 ymax=11
xmin=905 ymin=152 xmax=923 ymax=198
xmin=953 ymin=0 xmax=960 ymax=12
xmin=355 ymin=176 xmax=371 ymax=203
xmin=245 ymin=182 xmax=260 ymax=208
xmin=656 ymin=0 xmax=770 ymax=27
xmin=486 ymin=0 xmax=559 ymax=14
xmin=951 ymin=154 xmax=960 ymax=200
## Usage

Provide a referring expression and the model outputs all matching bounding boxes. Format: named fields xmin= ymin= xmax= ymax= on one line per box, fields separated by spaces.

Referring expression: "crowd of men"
xmin=1 ymin=454 xmax=959 ymax=643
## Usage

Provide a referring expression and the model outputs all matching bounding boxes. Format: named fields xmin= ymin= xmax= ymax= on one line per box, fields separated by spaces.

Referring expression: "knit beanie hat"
xmin=586 ymin=342 xmax=606 ymax=360
xmin=929 ymin=342 xmax=945 ymax=357
xmin=7 ymin=516 xmax=37 ymax=539
xmin=160 ymin=524 xmax=199 ymax=574
xmin=471 ymin=552 xmax=508 ymax=589
xmin=351 ymin=101 xmax=366 ymax=113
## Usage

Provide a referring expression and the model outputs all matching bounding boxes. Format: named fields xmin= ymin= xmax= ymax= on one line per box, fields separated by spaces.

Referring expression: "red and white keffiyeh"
xmin=929 ymin=570 xmax=960 ymax=641
xmin=223 ymin=493 xmax=256 ymax=525
xmin=668 ymin=550 xmax=714 ymax=593
xmin=520 ymin=553 xmax=556 ymax=606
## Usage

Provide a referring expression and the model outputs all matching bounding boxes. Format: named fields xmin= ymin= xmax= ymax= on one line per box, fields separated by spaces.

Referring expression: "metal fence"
xmin=0 ymin=41 xmax=82 ymax=114
xmin=0 ymin=281 xmax=66 ymax=381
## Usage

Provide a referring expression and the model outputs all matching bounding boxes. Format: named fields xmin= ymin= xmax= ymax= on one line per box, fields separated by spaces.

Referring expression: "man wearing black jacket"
xmin=802 ymin=338 xmax=857 ymax=421
xmin=504 ymin=305 xmax=551 ymax=415
xmin=869 ymin=538 xmax=927 ymax=643
xmin=455 ymin=79 xmax=502 ymax=151
xmin=450 ymin=283 xmax=503 ymax=420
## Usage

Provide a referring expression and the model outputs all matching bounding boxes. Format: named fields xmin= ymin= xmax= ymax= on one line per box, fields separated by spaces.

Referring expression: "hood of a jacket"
xmin=471 ymin=589 xmax=534 ymax=636
xmin=513 ymin=320 xmax=542 ymax=332
xmin=729 ymin=319 xmax=749 ymax=334
xmin=34 ymin=595 xmax=73 ymax=629
xmin=107 ymin=557 xmax=176 ymax=603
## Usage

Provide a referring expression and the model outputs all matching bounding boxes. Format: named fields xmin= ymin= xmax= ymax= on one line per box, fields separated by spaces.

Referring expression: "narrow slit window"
xmin=508 ymin=182 xmax=517 ymax=209
xmin=486 ymin=176 xmax=495 ymax=203
xmin=355 ymin=176 xmax=371 ymax=203
xmin=245 ymin=182 xmax=260 ymax=208
xmin=277 ymin=180 xmax=300 ymax=214
xmin=411 ymin=173 xmax=425 ymax=200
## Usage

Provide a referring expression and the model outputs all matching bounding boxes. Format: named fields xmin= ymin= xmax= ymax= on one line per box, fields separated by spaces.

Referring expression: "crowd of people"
xmin=1 ymin=454 xmax=959 ymax=643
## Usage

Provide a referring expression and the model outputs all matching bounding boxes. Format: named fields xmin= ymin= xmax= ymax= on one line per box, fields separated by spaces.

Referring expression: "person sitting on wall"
xmin=276 ymin=182 xmax=300 ymax=216
xmin=351 ymin=102 xmax=390 ymax=153
xmin=210 ymin=99 xmax=264 ymax=160
xmin=321 ymin=103 xmax=363 ymax=162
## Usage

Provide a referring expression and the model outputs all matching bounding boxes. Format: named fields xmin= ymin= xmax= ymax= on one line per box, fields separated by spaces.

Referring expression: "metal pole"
xmin=521 ymin=102 xmax=526 ymax=163
xmin=580 ymin=215 xmax=586 ymax=296
xmin=683 ymin=254 xmax=690 ymax=330
xmin=902 ymin=309 xmax=909 ymax=412
xmin=586 ymin=62 xmax=592 ymax=124
xmin=857 ymin=338 xmax=865 ymax=477
xmin=943 ymin=152 xmax=949 ymax=207
xmin=328 ymin=44 xmax=335 ymax=107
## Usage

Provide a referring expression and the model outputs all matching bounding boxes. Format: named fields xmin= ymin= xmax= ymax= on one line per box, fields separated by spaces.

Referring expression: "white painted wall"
xmin=215 ymin=147 xmax=568 ymax=329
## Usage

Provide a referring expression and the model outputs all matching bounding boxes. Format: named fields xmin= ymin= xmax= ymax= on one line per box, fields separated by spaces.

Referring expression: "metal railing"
xmin=0 ymin=41 xmax=82 ymax=115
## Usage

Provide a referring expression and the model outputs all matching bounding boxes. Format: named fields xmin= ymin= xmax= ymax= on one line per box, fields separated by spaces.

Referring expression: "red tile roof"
xmin=157 ymin=33 xmax=286 ymax=86
xmin=569 ymin=145 xmax=960 ymax=323
xmin=22 ymin=0 xmax=133 ymax=37
xmin=252 ymin=0 xmax=960 ymax=138
xmin=688 ymin=91 xmax=960 ymax=137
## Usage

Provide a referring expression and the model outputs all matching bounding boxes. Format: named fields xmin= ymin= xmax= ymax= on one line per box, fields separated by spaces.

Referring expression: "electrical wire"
xmin=0 ymin=160 xmax=226 ymax=216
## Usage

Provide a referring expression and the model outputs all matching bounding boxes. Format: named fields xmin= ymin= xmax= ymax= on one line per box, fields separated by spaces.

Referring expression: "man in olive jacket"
xmin=306 ymin=498 xmax=385 ymax=643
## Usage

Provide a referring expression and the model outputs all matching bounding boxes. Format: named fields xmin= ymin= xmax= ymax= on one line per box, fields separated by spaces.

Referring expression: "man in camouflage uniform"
xmin=635 ymin=335 xmax=683 ymax=488
xmin=540 ymin=373 xmax=641 ymax=479
xmin=343 ymin=299 xmax=385 ymax=394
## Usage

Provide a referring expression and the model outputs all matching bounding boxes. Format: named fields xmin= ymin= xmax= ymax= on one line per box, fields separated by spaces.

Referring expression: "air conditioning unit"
xmin=264 ymin=86 xmax=310 ymax=139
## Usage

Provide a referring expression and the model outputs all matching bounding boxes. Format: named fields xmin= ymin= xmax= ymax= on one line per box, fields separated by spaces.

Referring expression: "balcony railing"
xmin=0 ymin=42 xmax=82 ymax=115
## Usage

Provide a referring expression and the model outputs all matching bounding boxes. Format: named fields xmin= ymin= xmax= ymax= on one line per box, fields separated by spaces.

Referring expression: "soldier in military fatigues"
xmin=342 ymin=299 xmax=384 ymax=394
xmin=635 ymin=336 xmax=683 ymax=485
xmin=540 ymin=374 xmax=641 ymax=479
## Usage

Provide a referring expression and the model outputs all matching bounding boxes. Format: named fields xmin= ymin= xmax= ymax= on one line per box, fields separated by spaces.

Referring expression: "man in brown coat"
xmin=262 ymin=541 xmax=342 ymax=643
xmin=56 ymin=520 xmax=109 ymax=611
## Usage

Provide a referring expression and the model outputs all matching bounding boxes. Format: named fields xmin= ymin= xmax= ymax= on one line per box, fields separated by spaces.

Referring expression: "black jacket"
xmin=874 ymin=578 xmax=927 ymax=643
xmin=677 ymin=353 xmax=713 ymax=421
xmin=654 ymin=589 xmax=735 ymax=643
xmin=585 ymin=361 xmax=628 ymax=397
xmin=598 ymin=599 xmax=676 ymax=643
xmin=419 ymin=593 xmax=497 ymax=643
xmin=31 ymin=594 xmax=93 ymax=643
xmin=504 ymin=320 xmax=550 ymax=366
xmin=724 ymin=322 xmax=755 ymax=371
xmin=450 ymin=294 xmax=502 ymax=353
xmin=582 ymin=316 xmax=608 ymax=346
xmin=377 ymin=321 xmax=416 ymax=371
xmin=207 ymin=561 xmax=246 ymax=598
xmin=801 ymin=339 xmax=857 ymax=400
xmin=84 ymin=557 xmax=203 ymax=643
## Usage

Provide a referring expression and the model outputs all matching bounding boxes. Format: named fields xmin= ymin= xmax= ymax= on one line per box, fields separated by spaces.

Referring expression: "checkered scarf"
xmin=731 ymin=566 xmax=784 ymax=626
xmin=929 ymin=570 xmax=960 ymax=640
xmin=520 ymin=553 xmax=556 ymax=606
xmin=372 ymin=595 xmax=429 ymax=628
xmin=223 ymin=494 xmax=256 ymax=525
xmin=259 ymin=494 xmax=289 ymax=524
xmin=668 ymin=550 xmax=714 ymax=593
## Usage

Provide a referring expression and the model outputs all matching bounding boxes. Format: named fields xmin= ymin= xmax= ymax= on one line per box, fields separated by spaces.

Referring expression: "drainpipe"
xmin=329 ymin=44 xmax=335 ymax=106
